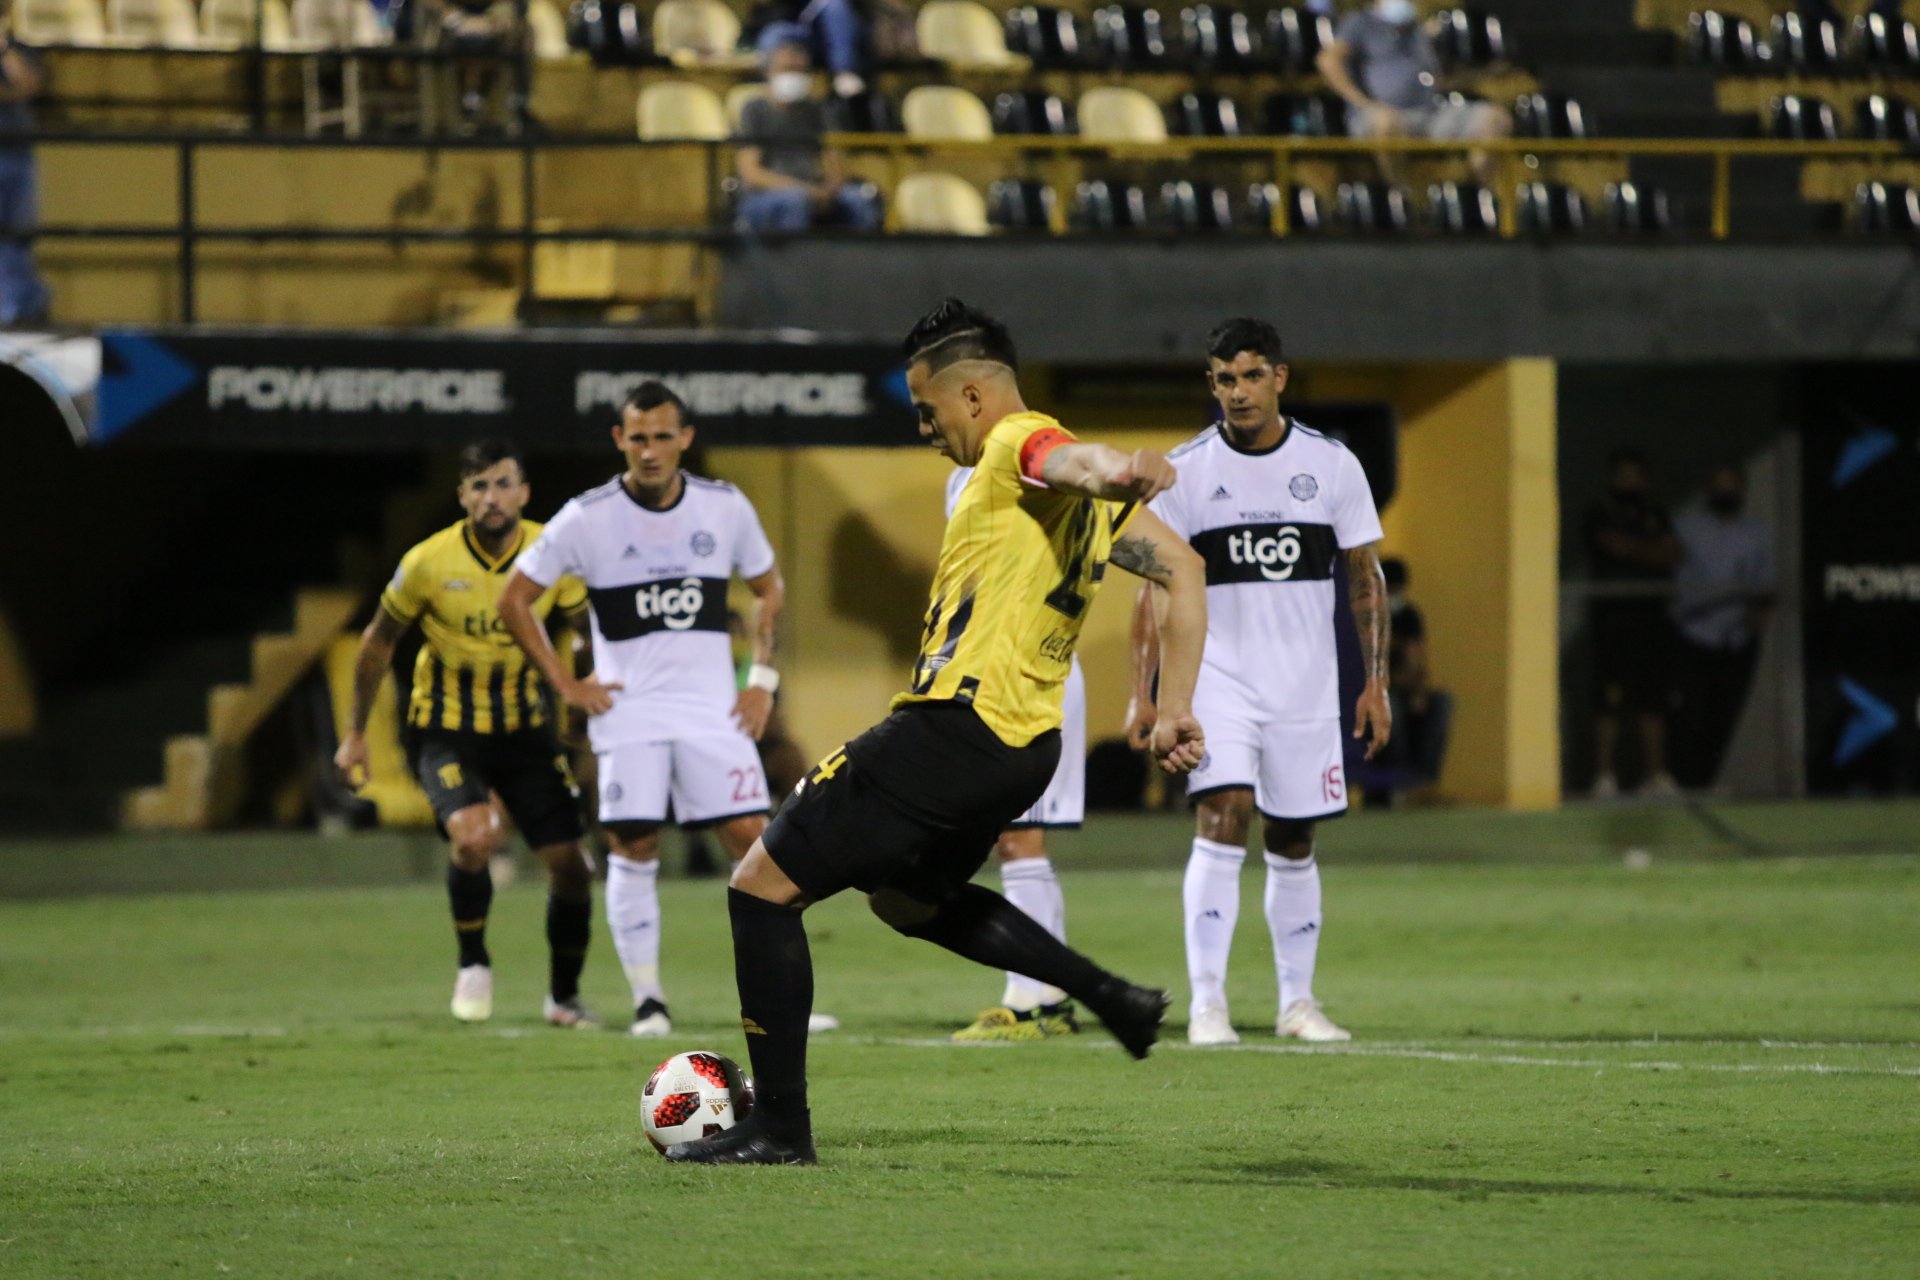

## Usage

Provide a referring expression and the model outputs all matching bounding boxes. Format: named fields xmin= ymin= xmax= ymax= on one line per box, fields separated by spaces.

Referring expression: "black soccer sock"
xmin=902 ymin=883 xmax=1114 ymax=1004
xmin=546 ymin=892 xmax=592 ymax=1003
xmin=448 ymin=864 xmax=493 ymax=968
xmin=727 ymin=888 xmax=813 ymax=1133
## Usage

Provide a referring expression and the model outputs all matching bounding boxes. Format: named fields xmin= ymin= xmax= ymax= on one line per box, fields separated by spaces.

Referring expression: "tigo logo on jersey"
xmin=1228 ymin=526 xmax=1305 ymax=581
xmin=635 ymin=578 xmax=707 ymax=631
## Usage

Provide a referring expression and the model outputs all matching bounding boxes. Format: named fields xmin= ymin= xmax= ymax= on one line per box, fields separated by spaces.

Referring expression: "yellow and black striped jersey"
xmin=380 ymin=520 xmax=588 ymax=735
xmin=893 ymin=412 xmax=1136 ymax=747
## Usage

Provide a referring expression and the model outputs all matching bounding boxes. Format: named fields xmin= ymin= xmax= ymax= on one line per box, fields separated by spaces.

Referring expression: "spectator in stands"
xmin=435 ymin=0 xmax=522 ymax=129
xmin=742 ymin=0 xmax=876 ymax=98
xmin=1670 ymin=462 xmax=1775 ymax=791
xmin=1317 ymin=0 xmax=1511 ymax=186
xmin=734 ymin=27 xmax=880 ymax=234
xmin=1353 ymin=557 xmax=1452 ymax=807
xmin=0 ymin=5 xmax=51 ymax=328
xmin=1585 ymin=447 xmax=1681 ymax=800
xmin=1802 ymin=1 xmax=1907 ymax=22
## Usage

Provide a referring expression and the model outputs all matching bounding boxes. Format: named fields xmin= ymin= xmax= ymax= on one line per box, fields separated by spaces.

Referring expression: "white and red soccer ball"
xmin=641 ymin=1051 xmax=754 ymax=1153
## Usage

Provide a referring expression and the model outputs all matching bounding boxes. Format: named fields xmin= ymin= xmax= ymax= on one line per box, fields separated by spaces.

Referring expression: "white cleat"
xmin=543 ymin=995 xmax=602 ymax=1030
xmin=451 ymin=965 xmax=493 ymax=1023
xmin=628 ymin=997 xmax=672 ymax=1038
xmin=1277 ymin=999 xmax=1351 ymax=1042
xmin=1187 ymin=1005 xmax=1240 ymax=1046
xmin=807 ymin=1013 xmax=841 ymax=1033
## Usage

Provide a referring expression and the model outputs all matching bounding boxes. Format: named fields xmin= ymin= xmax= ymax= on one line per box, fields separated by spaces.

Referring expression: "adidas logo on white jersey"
xmin=622 ymin=545 xmax=640 ymax=558
xmin=1210 ymin=485 xmax=1232 ymax=500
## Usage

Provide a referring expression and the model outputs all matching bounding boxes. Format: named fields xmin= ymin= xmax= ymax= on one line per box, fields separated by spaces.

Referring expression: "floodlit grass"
xmin=2 ymin=849 xmax=1916 ymax=1278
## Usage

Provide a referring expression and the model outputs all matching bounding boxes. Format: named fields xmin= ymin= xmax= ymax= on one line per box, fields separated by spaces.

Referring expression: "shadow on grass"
xmin=1216 ymin=1158 xmax=1920 ymax=1207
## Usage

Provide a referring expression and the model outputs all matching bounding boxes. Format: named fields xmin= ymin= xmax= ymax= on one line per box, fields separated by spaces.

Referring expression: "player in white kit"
xmin=940 ymin=465 xmax=1087 ymax=1042
xmin=500 ymin=381 xmax=829 ymax=1038
xmin=1126 ymin=319 xmax=1391 ymax=1046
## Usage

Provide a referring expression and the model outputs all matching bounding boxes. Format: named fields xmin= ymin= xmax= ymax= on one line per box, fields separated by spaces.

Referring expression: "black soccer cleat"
xmin=662 ymin=1114 xmax=817 ymax=1166
xmin=1086 ymin=979 xmax=1171 ymax=1061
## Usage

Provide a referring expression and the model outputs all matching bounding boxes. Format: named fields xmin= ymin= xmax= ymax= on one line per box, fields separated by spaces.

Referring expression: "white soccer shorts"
xmin=596 ymin=730 xmax=771 ymax=826
xmin=1185 ymin=693 xmax=1347 ymax=822
xmin=1011 ymin=662 xmax=1087 ymax=828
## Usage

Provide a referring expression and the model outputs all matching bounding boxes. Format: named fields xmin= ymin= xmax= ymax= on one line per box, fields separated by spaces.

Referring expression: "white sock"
xmin=1264 ymin=851 xmax=1322 ymax=1011
xmin=999 ymin=856 xmax=1067 ymax=1011
xmin=605 ymin=854 xmax=664 ymax=1008
xmin=1183 ymin=837 xmax=1245 ymax=1015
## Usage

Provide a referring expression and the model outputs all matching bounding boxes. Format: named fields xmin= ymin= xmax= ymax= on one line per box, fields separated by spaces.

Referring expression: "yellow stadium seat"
xmin=106 ymin=0 xmax=202 ymax=46
xmin=895 ymin=172 xmax=990 ymax=234
xmin=1078 ymin=86 xmax=1167 ymax=143
xmin=526 ymin=0 xmax=573 ymax=59
xmin=14 ymin=0 xmax=107 ymax=44
xmin=289 ymin=0 xmax=386 ymax=47
xmin=652 ymin=0 xmax=741 ymax=59
xmin=726 ymin=82 xmax=769 ymax=130
xmin=637 ymin=80 xmax=729 ymax=140
xmin=917 ymin=0 xmax=1026 ymax=68
xmin=902 ymin=85 xmax=993 ymax=141
xmin=200 ymin=0 xmax=295 ymax=48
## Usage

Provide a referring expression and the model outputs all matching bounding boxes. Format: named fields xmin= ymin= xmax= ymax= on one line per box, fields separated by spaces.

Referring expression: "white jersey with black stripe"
xmin=1149 ymin=421 xmax=1383 ymax=723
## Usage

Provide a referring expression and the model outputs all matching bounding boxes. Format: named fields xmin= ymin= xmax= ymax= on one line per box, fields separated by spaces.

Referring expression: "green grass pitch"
xmin=3 ymin=839 xmax=1917 ymax=1278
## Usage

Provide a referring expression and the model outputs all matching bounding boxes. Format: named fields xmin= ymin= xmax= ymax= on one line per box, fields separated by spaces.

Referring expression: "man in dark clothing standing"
xmin=1586 ymin=448 xmax=1680 ymax=799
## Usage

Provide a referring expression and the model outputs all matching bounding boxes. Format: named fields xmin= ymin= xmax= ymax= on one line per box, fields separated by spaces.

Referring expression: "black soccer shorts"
xmin=763 ymin=702 xmax=1060 ymax=904
xmin=409 ymin=726 xmax=585 ymax=848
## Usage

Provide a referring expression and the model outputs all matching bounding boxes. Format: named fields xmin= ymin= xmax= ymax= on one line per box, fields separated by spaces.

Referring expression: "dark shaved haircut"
xmin=902 ymin=298 xmax=1020 ymax=374
xmin=1205 ymin=317 xmax=1283 ymax=366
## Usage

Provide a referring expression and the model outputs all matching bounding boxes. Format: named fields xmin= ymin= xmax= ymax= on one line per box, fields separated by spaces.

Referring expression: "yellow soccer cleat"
xmin=951 ymin=1007 xmax=1048 ymax=1043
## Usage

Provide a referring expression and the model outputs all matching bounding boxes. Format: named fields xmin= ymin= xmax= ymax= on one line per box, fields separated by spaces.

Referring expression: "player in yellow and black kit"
xmin=665 ymin=299 xmax=1213 ymax=1166
xmin=334 ymin=440 xmax=600 ymax=1030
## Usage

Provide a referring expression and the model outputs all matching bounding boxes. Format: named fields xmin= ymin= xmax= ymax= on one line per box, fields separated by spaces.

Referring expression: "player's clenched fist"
xmin=1150 ymin=713 xmax=1206 ymax=776
xmin=1118 ymin=449 xmax=1178 ymax=503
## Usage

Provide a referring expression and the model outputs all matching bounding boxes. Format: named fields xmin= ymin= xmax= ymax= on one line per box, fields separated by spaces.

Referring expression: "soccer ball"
xmin=641 ymin=1050 xmax=754 ymax=1153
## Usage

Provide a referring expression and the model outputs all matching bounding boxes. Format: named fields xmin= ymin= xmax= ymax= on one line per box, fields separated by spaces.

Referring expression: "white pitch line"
xmin=848 ymin=1037 xmax=1920 ymax=1078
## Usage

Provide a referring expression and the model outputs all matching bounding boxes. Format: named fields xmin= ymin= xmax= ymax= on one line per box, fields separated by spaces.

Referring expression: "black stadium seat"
xmin=1605 ymin=181 xmax=1674 ymax=233
xmin=1855 ymin=13 xmax=1920 ymax=71
xmin=1516 ymin=181 xmax=1588 ymax=234
xmin=1687 ymin=10 xmax=1768 ymax=68
xmin=1431 ymin=7 xmax=1507 ymax=67
xmin=826 ymin=92 xmax=899 ymax=133
xmin=1263 ymin=91 xmax=1335 ymax=137
xmin=1074 ymin=179 xmax=1153 ymax=230
xmin=1857 ymin=181 xmax=1920 ymax=233
xmin=571 ymin=0 xmax=651 ymax=66
xmin=1247 ymin=182 xmax=1323 ymax=232
xmin=1004 ymin=6 xmax=1086 ymax=68
xmin=1337 ymin=181 xmax=1412 ymax=233
xmin=1771 ymin=94 xmax=1840 ymax=142
xmin=1162 ymin=180 xmax=1236 ymax=230
xmin=1430 ymin=180 xmax=1498 ymax=235
xmin=1172 ymin=92 xmax=1243 ymax=137
xmin=1091 ymin=4 xmax=1174 ymax=68
xmin=988 ymin=179 xmax=1058 ymax=231
xmin=1266 ymin=7 xmax=1332 ymax=73
xmin=1513 ymin=92 xmax=1588 ymax=139
xmin=992 ymin=90 xmax=1074 ymax=135
xmin=1772 ymin=13 xmax=1843 ymax=71
xmin=1180 ymin=4 xmax=1257 ymax=70
xmin=1857 ymin=94 xmax=1920 ymax=144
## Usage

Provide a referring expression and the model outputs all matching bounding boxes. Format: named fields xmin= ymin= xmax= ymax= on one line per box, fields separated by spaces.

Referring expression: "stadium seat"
xmin=200 ymin=0 xmax=294 ymax=48
xmin=826 ymin=91 xmax=901 ymax=133
xmin=1336 ymin=181 xmax=1411 ymax=233
xmin=1162 ymin=180 xmax=1235 ymax=230
xmin=1172 ymin=91 xmax=1242 ymax=137
xmin=636 ymin=81 xmax=728 ymax=140
xmin=1857 ymin=94 xmax=1920 ymax=144
xmin=1004 ymin=5 xmax=1085 ymax=68
xmin=1857 ymin=181 xmax=1920 ymax=234
xmin=918 ymin=0 xmax=1026 ymax=68
xmin=1247 ymin=181 xmax=1323 ymax=232
xmin=1262 ymin=91 xmax=1334 ymax=137
xmin=14 ymin=0 xmax=108 ymax=44
xmin=1854 ymin=13 xmax=1919 ymax=71
xmin=1091 ymin=4 xmax=1173 ymax=68
xmin=1605 ymin=181 xmax=1674 ymax=233
xmin=1770 ymin=94 xmax=1839 ymax=142
xmin=1516 ymin=181 xmax=1588 ymax=234
xmin=903 ymin=85 xmax=994 ymax=140
xmin=568 ymin=0 xmax=650 ymax=66
xmin=1686 ymin=10 xmax=1768 ymax=68
xmin=1078 ymin=85 xmax=1167 ymax=142
xmin=1430 ymin=180 xmax=1498 ymax=234
xmin=988 ymin=178 xmax=1058 ymax=231
xmin=526 ymin=0 xmax=573 ymax=59
xmin=1181 ymin=4 xmax=1257 ymax=70
xmin=1771 ymin=12 xmax=1842 ymax=71
xmin=106 ymin=0 xmax=202 ymax=46
xmin=1431 ymin=7 xmax=1507 ymax=66
xmin=1513 ymin=92 xmax=1588 ymax=140
xmin=1266 ymin=7 xmax=1331 ymax=73
xmin=896 ymin=172 xmax=991 ymax=234
xmin=652 ymin=0 xmax=739 ymax=61
xmin=992 ymin=90 xmax=1074 ymax=135
xmin=1073 ymin=178 xmax=1153 ymax=230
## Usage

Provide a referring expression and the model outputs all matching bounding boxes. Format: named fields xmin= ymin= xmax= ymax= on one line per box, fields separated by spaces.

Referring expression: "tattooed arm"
xmin=1347 ymin=541 xmax=1392 ymax=760
xmin=1109 ymin=507 xmax=1208 ymax=774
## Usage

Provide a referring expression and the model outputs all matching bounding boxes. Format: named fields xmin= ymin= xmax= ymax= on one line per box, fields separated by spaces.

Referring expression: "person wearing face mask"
xmin=1669 ymin=463 xmax=1775 ymax=792
xmin=1584 ymin=448 xmax=1681 ymax=800
xmin=734 ymin=27 xmax=882 ymax=234
xmin=1316 ymin=0 xmax=1511 ymax=186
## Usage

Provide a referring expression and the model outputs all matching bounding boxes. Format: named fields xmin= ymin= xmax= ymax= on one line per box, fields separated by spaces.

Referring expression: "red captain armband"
xmin=1018 ymin=428 xmax=1073 ymax=485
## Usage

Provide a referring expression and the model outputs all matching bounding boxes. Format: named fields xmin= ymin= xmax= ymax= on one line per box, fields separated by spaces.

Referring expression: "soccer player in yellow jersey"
xmin=665 ymin=299 xmax=1211 ymax=1166
xmin=334 ymin=440 xmax=600 ymax=1029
